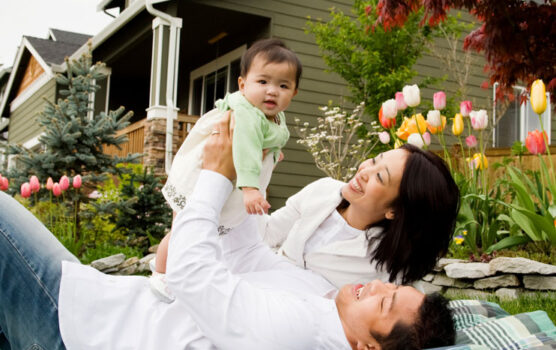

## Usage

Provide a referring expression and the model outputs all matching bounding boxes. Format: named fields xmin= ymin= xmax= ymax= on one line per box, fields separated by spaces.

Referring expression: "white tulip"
xmin=402 ymin=84 xmax=421 ymax=107
xmin=381 ymin=99 xmax=398 ymax=119
xmin=470 ymin=109 xmax=488 ymax=130
xmin=426 ymin=110 xmax=442 ymax=127
xmin=407 ymin=133 xmax=424 ymax=148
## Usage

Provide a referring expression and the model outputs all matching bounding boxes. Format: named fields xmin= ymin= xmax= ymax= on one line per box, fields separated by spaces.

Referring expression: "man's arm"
xmin=165 ymin=113 xmax=319 ymax=349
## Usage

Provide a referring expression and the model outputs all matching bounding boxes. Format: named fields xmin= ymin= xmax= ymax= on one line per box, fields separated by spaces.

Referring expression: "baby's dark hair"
xmin=240 ymin=38 xmax=302 ymax=88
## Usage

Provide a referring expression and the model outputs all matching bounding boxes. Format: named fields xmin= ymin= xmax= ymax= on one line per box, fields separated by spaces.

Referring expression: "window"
xmin=493 ymin=83 xmax=552 ymax=148
xmin=188 ymin=45 xmax=245 ymax=115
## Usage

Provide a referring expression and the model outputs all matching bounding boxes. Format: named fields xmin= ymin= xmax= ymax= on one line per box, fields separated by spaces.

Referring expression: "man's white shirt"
xmin=58 ymin=170 xmax=350 ymax=349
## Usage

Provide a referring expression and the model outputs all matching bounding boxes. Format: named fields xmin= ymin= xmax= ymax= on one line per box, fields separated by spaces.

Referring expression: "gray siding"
xmin=200 ymin=0 xmax=354 ymax=208
xmin=8 ymin=78 xmax=56 ymax=145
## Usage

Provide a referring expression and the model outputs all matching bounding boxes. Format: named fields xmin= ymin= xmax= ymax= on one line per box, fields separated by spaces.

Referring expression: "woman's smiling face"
xmin=340 ymin=149 xmax=408 ymax=229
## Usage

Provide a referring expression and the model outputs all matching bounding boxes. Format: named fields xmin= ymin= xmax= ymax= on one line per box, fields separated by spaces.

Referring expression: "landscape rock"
xmin=148 ymin=244 xmax=159 ymax=254
xmin=445 ymin=262 xmax=494 ymax=279
xmin=116 ymin=265 xmax=138 ymax=275
xmin=432 ymin=274 xmax=472 ymax=288
xmin=490 ymin=257 xmax=556 ymax=275
xmin=522 ymin=275 xmax=556 ymax=290
xmin=90 ymin=253 xmax=126 ymax=271
xmin=418 ymin=281 xmax=443 ymax=294
xmin=119 ymin=257 xmax=139 ymax=269
xmin=474 ymin=274 xmax=520 ymax=290
xmin=495 ymin=288 xmax=522 ymax=300
xmin=422 ymin=273 xmax=435 ymax=282
xmin=445 ymin=288 xmax=492 ymax=300
xmin=434 ymin=258 xmax=466 ymax=272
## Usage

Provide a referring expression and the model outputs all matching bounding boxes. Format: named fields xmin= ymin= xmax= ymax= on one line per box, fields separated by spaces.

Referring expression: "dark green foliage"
xmin=305 ymin=0 xmax=435 ymax=124
xmin=6 ymin=50 xmax=141 ymax=195
xmin=100 ymin=168 xmax=172 ymax=253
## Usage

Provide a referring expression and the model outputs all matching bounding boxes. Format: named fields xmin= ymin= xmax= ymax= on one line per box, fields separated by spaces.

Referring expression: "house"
xmin=0 ymin=0 xmax=551 ymax=208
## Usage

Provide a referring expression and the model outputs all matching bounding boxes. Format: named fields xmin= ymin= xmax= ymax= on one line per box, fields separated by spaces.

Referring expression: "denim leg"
xmin=0 ymin=192 xmax=79 ymax=350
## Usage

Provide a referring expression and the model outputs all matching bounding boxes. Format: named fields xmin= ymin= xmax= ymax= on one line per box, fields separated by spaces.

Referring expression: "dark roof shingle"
xmin=25 ymin=36 xmax=84 ymax=66
xmin=49 ymin=29 xmax=91 ymax=46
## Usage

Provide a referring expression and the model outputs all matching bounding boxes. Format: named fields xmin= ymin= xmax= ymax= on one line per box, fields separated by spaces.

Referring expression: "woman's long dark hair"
xmin=340 ymin=144 xmax=460 ymax=284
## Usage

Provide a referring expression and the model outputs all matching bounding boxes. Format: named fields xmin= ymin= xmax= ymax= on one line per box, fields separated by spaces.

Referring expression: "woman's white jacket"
xmin=261 ymin=177 xmax=394 ymax=288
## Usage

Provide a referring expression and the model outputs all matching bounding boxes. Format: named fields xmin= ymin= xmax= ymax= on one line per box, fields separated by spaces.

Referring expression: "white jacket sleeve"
xmin=259 ymin=187 xmax=304 ymax=247
xmin=165 ymin=170 xmax=320 ymax=350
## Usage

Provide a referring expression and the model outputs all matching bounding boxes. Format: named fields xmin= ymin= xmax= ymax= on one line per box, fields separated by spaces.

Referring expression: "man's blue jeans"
xmin=0 ymin=191 xmax=79 ymax=350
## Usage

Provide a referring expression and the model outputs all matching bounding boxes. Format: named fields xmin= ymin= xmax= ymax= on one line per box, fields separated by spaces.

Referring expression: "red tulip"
xmin=0 ymin=176 xmax=8 ymax=191
xmin=46 ymin=177 xmax=54 ymax=190
xmin=525 ymin=130 xmax=547 ymax=155
xmin=72 ymin=175 xmax=82 ymax=189
xmin=29 ymin=175 xmax=40 ymax=193
xmin=21 ymin=182 xmax=31 ymax=198
xmin=52 ymin=183 xmax=62 ymax=197
xmin=59 ymin=175 xmax=69 ymax=191
xmin=379 ymin=106 xmax=396 ymax=129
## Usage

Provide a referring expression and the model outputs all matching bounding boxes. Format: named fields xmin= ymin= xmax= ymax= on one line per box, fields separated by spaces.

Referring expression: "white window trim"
xmin=492 ymin=82 xmax=552 ymax=147
xmin=188 ymin=45 xmax=246 ymax=115
xmin=23 ymin=134 xmax=42 ymax=150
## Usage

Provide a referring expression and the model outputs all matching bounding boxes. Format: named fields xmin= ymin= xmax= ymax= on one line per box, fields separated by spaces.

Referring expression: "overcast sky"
xmin=0 ymin=0 xmax=116 ymax=68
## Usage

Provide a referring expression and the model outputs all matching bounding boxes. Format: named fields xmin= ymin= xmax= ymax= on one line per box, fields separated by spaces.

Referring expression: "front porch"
xmin=104 ymin=113 xmax=199 ymax=175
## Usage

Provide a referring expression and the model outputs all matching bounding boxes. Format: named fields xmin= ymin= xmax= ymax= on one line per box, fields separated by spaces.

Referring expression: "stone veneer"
xmin=419 ymin=257 xmax=556 ymax=300
xmin=142 ymin=118 xmax=183 ymax=177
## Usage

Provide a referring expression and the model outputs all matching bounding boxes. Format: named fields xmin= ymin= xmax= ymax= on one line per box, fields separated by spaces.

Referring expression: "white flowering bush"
xmin=295 ymin=102 xmax=380 ymax=182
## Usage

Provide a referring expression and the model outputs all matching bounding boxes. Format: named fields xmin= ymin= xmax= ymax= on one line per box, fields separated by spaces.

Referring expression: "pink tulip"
xmin=52 ymin=183 xmax=62 ymax=197
xmin=422 ymin=132 xmax=431 ymax=146
xmin=378 ymin=131 xmax=390 ymax=144
xmin=460 ymin=101 xmax=472 ymax=117
xmin=29 ymin=175 xmax=40 ymax=193
xmin=465 ymin=135 xmax=478 ymax=148
xmin=59 ymin=175 xmax=69 ymax=191
xmin=0 ymin=176 xmax=8 ymax=191
xmin=46 ymin=177 xmax=54 ymax=190
xmin=433 ymin=91 xmax=446 ymax=110
xmin=395 ymin=92 xmax=407 ymax=110
xmin=72 ymin=174 xmax=82 ymax=189
xmin=21 ymin=182 xmax=31 ymax=198
xmin=525 ymin=130 xmax=547 ymax=155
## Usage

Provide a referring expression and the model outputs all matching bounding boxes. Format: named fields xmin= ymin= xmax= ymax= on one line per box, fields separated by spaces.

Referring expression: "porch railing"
xmin=103 ymin=113 xmax=200 ymax=159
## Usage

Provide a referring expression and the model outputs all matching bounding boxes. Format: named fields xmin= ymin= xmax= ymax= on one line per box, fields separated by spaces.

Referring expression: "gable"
xmin=16 ymin=55 xmax=45 ymax=97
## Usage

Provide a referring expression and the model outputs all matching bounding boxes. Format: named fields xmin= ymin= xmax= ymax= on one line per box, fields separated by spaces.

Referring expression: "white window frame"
xmin=188 ymin=45 xmax=246 ymax=115
xmin=492 ymin=82 xmax=552 ymax=147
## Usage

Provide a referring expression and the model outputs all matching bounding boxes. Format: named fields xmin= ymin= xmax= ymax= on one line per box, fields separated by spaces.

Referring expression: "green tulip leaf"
xmin=486 ymin=235 xmax=531 ymax=254
xmin=511 ymin=205 xmax=556 ymax=243
xmin=510 ymin=208 xmax=541 ymax=241
xmin=507 ymin=168 xmax=536 ymax=211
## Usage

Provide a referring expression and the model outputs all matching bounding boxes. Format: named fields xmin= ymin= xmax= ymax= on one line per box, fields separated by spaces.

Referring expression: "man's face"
xmin=335 ymin=280 xmax=424 ymax=350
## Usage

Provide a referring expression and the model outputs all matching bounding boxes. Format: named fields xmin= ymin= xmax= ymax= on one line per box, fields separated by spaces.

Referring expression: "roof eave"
xmin=64 ymin=0 xmax=147 ymax=71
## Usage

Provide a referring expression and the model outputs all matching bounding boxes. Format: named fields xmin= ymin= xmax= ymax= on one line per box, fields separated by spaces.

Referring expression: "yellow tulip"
xmin=530 ymin=79 xmax=547 ymax=115
xmin=395 ymin=117 xmax=411 ymax=141
xmin=472 ymin=153 xmax=488 ymax=170
xmin=452 ymin=113 xmax=464 ymax=136
xmin=396 ymin=114 xmax=427 ymax=141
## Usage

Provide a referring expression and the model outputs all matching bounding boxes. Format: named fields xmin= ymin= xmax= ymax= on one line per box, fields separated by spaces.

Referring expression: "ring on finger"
xmin=211 ymin=130 xmax=220 ymax=135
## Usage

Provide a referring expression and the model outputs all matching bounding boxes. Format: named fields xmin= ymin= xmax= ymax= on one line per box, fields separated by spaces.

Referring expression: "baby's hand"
xmin=242 ymin=187 xmax=271 ymax=215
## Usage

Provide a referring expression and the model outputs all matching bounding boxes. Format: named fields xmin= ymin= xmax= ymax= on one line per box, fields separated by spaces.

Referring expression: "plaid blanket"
xmin=427 ymin=300 xmax=556 ymax=350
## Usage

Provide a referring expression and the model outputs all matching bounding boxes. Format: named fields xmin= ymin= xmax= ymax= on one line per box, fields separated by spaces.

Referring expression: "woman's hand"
xmin=202 ymin=110 xmax=236 ymax=181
